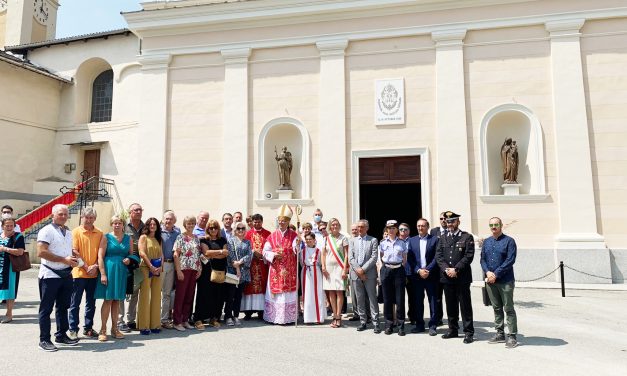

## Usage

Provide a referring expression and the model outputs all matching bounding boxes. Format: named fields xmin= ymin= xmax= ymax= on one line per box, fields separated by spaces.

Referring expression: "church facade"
xmin=1 ymin=0 xmax=626 ymax=283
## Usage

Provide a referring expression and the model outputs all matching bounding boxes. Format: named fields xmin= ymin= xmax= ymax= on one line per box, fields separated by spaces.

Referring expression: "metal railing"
xmin=18 ymin=170 xmax=121 ymax=240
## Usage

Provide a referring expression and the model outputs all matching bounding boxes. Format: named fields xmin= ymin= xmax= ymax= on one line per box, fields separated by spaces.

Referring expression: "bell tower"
xmin=1 ymin=0 xmax=59 ymax=48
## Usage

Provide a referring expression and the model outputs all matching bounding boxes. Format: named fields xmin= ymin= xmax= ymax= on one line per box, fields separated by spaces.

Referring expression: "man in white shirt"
xmin=37 ymin=204 xmax=79 ymax=352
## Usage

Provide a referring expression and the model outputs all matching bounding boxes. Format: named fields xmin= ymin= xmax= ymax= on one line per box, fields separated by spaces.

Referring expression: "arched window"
xmin=90 ymin=70 xmax=113 ymax=123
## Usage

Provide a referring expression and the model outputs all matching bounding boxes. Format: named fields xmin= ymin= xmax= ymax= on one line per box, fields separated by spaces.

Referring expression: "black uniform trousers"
xmin=443 ymin=283 xmax=474 ymax=335
xmin=436 ymin=281 xmax=444 ymax=323
xmin=381 ymin=265 xmax=406 ymax=327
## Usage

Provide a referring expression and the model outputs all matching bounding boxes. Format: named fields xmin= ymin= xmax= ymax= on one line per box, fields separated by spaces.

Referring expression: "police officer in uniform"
xmin=435 ymin=211 xmax=475 ymax=344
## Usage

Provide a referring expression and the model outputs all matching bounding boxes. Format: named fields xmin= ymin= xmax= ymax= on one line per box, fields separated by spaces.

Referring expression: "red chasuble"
xmin=267 ymin=229 xmax=298 ymax=294
xmin=244 ymin=228 xmax=271 ymax=295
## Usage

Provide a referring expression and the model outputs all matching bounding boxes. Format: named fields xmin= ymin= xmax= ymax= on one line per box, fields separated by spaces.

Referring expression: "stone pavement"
xmin=1 ymin=269 xmax=626 ymax=376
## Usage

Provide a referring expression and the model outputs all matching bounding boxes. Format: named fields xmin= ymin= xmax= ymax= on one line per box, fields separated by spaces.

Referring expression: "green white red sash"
xmin=326 ymin=235 xmax=345 ymax=266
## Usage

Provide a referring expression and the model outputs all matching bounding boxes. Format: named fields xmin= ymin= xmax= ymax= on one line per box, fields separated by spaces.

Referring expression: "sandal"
xmin=98 ymin=329 xmax=108 ymax=342
xmin=111 ymin=329 xmax=125 ymax=339
xmin=336 ymin=317 xmax=342 ymax=328
xmin=194 ymin=321 xmax=205 ymax=331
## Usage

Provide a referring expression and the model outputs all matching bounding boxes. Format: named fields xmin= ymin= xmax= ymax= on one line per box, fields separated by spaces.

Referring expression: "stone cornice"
xmin=124 ymin=0 xmax=537 ymax=37
xmin=220 ymin=47 xmax=251 ymax=64
xmin=139 ymin=54 xmax=171 ymax=71
xmin=545 ymin=18 xmax=585 ymax=39
xmin=316 ymin=39 xmax=348 ymax=57
xmin=431 ymin=29 xmax=467 ymax=48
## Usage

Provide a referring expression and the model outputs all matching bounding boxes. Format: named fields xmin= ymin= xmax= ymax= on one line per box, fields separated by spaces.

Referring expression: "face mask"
xmin=314 ymin=215 xmax=322 ymax=223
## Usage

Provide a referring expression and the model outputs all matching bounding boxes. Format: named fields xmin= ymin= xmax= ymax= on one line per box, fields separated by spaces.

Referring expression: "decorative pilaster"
xmin=316 ymin=39 xmax=348 ymax=227
xmin=221 ymin=47 xmax=251 ymax=214
xmin=137 ymin=53 xmax=171 ymax=215
xmin=432 ymin=29 xmax=472 ymax=224
xmin=545 ymin=19 xmax=604 ymax=249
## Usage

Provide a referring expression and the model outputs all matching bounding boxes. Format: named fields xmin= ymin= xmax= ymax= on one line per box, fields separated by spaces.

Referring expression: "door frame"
xmin=351 ymin=147 xmax=431 ymax=225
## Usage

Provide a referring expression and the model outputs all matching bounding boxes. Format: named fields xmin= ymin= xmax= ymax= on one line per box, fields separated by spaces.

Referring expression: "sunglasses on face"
xmin=399 ymin=228 xmax=409 ymax=232
xmin=208 ymin=227 xmax=219 ymax=230
xmin=236 ymin=227 xmax=246 ymax=231
xmin=489 ymin=224 xmax=501 ymax=228
xmin=446 ymin=219 xmax=457 ymax=224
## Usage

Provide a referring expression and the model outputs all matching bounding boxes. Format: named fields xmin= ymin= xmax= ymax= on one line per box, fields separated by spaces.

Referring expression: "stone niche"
xmin=258 ymin=117 xmax=310 ymax=202
xmin=480 ymin=103 xmax=546 ymax=198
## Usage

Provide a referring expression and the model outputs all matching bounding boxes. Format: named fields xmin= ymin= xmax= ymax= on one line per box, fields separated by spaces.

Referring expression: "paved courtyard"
xmin=1 ymin=269 xmax=626 ymax=376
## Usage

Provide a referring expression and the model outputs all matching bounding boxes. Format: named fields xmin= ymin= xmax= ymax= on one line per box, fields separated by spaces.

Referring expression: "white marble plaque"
xmin=375 ymin=78 xmax=405 ymax=125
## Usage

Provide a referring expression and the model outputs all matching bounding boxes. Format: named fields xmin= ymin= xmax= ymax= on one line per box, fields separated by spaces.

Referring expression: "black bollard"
xmin=559 ymin=261 xmax=565 ymax=297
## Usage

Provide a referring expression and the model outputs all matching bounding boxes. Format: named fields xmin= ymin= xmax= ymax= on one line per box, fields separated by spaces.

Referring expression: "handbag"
xmin=210 ymin=270 xmax=225 ymax=283
xmin=7 ymin=233 xmax=31 ymax=272
xmin=9 ymin=252 xmax=31 ymax=272
xmin=482 ymin=282 xmax=492 ymax=306
xmin=225 ymin=272 xmax=240 ymax=285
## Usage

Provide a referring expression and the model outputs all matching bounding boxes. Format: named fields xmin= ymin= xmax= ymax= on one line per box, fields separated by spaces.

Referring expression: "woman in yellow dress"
xmin=137 ymin=217 xmax=163 ymax=335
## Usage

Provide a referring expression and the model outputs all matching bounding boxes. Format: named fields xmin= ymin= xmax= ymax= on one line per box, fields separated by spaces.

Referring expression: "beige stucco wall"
xmin=25 ymin=35 xmax=141 ymax=210
xmin=581 ymin=18 xmax=627 ymax=250
xmin=464 ymin=26 xmax=559 ymax=246
xmin=166 ymin=52 xmax=225 ymax=220
xmin=0 ymin=61 xmax=61 ymax=193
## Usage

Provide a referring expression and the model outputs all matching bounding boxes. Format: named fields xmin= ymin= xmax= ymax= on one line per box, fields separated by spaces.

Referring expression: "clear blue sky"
xmin=56 ymin=0 xmax=142 ymax=38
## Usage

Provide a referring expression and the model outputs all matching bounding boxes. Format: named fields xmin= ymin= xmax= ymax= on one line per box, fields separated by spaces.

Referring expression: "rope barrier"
xmin=515 ymin=265 xmax=561 ymax=282
xmin=563 ymin=265 xmax=613 ymax=280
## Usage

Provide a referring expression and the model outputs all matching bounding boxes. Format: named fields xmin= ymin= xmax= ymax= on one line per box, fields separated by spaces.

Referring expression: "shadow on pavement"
xmin=514 ymin=300 xmax=546 ymax=309
xmin=517 ymin=334 xmax=568 ymax=346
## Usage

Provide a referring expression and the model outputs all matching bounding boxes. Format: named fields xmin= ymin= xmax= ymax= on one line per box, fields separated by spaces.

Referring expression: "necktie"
xmin=358 ymin=237 xmax=365 ymax=265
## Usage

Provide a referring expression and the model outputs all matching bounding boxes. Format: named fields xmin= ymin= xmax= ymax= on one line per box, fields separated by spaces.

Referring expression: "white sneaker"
xmin=234 ymin=318 xmax=241 ymax=326
xmin=226 ymin=318 xmax=234 ymax=326
xmin=68 ymin=331 xmax=78 ymax=340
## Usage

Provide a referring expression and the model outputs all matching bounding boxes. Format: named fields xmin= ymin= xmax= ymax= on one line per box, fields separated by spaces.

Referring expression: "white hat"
xmin=385 ymin=220 xmax=398 ymax=227
xmin=277 ymin=204 xmax=293 ymax=220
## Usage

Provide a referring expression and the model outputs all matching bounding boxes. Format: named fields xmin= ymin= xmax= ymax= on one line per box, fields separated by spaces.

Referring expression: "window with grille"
xmin=90 ymin=70 xmax=113 ymax=123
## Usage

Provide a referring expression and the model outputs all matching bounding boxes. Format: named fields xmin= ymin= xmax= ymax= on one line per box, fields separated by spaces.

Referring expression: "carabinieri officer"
xmin=378 ymin=220 xmax=408 ymax=336
xmin=435 ymin=211 xmax=475 ymax=344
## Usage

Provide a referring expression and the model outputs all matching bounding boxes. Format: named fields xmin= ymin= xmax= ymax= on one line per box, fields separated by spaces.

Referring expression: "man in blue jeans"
xmin=37 ymin=204 xmax=79 ymax=352
xmin=481 ymin=216 xmax=518 ymax=348
xmin=68 ymin=207 xmax=103 ymax=339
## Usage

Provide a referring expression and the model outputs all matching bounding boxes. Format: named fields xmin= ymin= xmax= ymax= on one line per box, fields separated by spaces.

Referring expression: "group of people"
xmin=0 ymin=202 xmax=519 ymax=352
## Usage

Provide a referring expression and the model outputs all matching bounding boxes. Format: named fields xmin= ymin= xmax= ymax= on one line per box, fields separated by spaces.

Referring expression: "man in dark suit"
xmin=429 ymin=212 xmax=447 ymax=326
xmin=435 ymin=211 xmax=475 ymax=344
xmin=407 ymin=218 xmax=439 ymax=336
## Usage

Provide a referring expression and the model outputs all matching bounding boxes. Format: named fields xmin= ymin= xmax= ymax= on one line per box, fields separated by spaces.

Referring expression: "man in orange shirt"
xmin=68 ymin=207 xmax=103 ymax=339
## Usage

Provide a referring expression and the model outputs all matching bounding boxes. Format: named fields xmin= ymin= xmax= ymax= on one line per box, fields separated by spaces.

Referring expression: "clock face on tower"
xmin=0 ymin=0 xmax=8 ymax=13
xmin=33 ymin=0 xmax=49 ymax=25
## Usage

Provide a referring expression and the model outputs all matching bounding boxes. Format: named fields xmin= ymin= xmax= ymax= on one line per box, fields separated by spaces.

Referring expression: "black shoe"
xmin=429 ymin=327 xmax=437 ymax=336
xmin=506 ymin=335 xmax=519 ymax=348
xmin=463 ymin=334 xmax=474 ymax=344
xmin=411 ymin=326 xmax=425 ymax=334
xmin=38 ymin=340 xmax=58 ymax=352
xmin=128 ymin=322 xmax=137 ymax=331
xmin=243 ymin=313 xmax=252 ymax=321
xmin=373 ymin=325 xmax=381 ymax=334
xmin=83 ymin=328 xmax=99 ymax=338
xmin=348 ymin=316 xmax=360 ymax=322
xmin=441 ymin=331 xmax=458 ymax=339
xmin=356 ymin=323 xmax=367 ymax=332
xmin=437 ymin=320 xmax=444 ymax=327
xmin=384 ymin=327 xmax=393 ymax=335
xmin=366 ymin=318 xmax=372 ymax=324
xmin=488 ymin=333 xmax=506 ymax=344
xmin=398 ymin=328 xmax=406 ymax=336
xmin=55 ymin=335 xmax=79 ymax=346
xmin=409 ymin=320 xmax=416 ymax=326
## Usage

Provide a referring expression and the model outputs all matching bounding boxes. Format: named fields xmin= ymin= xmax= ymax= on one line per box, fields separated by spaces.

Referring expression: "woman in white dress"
xmin=321 ymin=218 xmax=349 ymax=328
xmin=301 ymin=233 xmax=325 ymax=324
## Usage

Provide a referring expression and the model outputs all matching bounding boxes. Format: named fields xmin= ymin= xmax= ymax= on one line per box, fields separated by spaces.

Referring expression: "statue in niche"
xmin=500 ymin=138 xmax=519 ymax=183
xmin=275 ymin=146 xmax=293 ymax=190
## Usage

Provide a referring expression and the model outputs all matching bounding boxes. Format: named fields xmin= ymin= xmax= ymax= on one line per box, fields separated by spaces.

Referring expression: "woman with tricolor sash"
xmin=300 ymin=233 xmax=325 ymax=324
xmin=321 ymin=218 xmax=349 ymax=328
